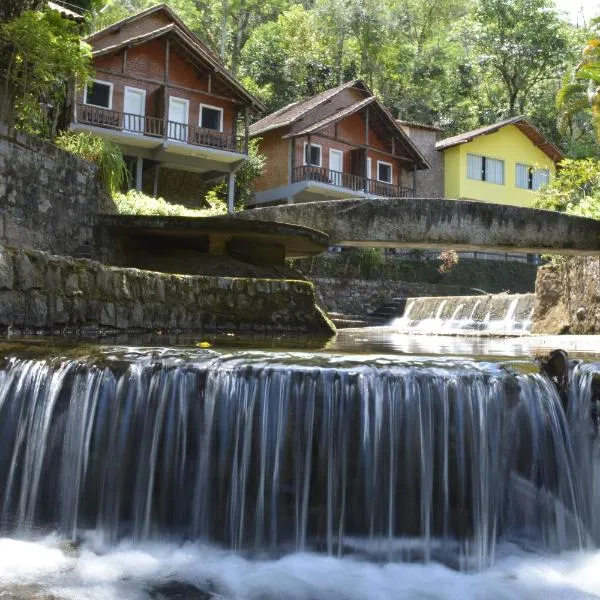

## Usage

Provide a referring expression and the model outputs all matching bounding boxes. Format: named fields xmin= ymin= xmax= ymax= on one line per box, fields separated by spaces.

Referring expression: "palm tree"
xmin=557 ymin=36 xmax=600 ymax=138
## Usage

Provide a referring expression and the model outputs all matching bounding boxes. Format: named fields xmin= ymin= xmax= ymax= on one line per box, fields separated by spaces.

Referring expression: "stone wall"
xmin=313 ymin=277 xmax=466 ymax=315
xmin=0 ymin=244 xmax=334 ymax=336
xmin=0 ymin=123 xmax=100 ymax=257
xmin=401 ymin=126 xmax=444 ymax=198
xmin=532 ymin=256 xmax=600 ymax=334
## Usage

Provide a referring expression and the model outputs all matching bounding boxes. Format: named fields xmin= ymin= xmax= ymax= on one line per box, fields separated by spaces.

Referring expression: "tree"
xmin=473 ymin=0 xmax=572 ymax=116
xmin=0 ymin=0 xmax=45 ymax=23
xmin=536 ymin=158 xmax=600 ymax=218
xmin=0 ymin=9 xmax=92 ymax=136
xmin=558 ymin=28 xmax=600 ymax=138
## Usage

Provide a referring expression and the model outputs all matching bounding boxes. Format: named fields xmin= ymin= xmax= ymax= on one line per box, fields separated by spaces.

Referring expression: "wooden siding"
xmin=91 ymin=12 xmax=172 ymax=52
xmin=255 ymin=130 xmax=290 ymax=191
xmin=80 ymin=37 xmax=237 ymax=135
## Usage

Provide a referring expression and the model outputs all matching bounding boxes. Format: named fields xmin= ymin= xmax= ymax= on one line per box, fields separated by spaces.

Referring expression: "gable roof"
xmin=249 ymin=80 xmax=370 ymax=137
xmin=251 ymin=80 xmax=429 ymax=169
xmin=397 ymin=119 xmax=443 ymax=133
xmin=86 ymin=4 xmax=265 ymax=110
xmin=47 ymin=1 xmax=85 ymax=22
xmin=435 ymin=116 xmax=564 ymax=163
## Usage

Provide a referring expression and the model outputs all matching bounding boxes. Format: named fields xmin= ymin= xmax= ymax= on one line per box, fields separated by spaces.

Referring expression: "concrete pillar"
xmin=227 ymin=171 xmax=235 ymax=214
xmin=153 ymin=165 xmax=160 ymax=198
xmin=135 ymin=156 xmax=143 ymax=191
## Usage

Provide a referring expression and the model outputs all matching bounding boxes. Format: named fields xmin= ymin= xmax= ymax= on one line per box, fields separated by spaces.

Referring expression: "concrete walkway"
xmin=237 ymin=197 xmax=600 ymax=255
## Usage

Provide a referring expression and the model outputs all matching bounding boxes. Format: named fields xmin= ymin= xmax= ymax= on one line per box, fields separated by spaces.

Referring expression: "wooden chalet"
xmin=71 ymin=4 xmax=264 ymax=209
xmin=248 ymin=80 xmax=429 ymax=206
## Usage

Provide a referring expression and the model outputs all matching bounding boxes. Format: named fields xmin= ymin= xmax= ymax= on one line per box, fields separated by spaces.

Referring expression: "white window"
xmin=367 ymin=157 xmax=372 ymax=178
xmin=303 ymin=142 xmax=322 ymax=167
xmin=533 ymin=168 xmax=550 ymax=190
xmin=84 ymin=79 xmax=113 ymax=109
xmin=516 ymin=163 xmax=550 ymax=191
xmin=467 ymin=153 xmax=504 ymax=185
xmin=377 ymin=160 xmax=393 ymax=184
xmin=200 ymin=103 xmax=223 ymax=132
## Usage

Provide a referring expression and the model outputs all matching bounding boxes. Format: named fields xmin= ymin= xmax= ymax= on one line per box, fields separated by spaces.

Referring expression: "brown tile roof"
xmin=47 ymin=1 xmax=85 ymax=22
xmin=249 ymin=80 xmax=370 ymax=136
xmin=396 ymin=119 xmax=443 ymax=133
xmin=288 ymin=96 xmax=376 ymax=136
xmin=86 ymin=5 xmax=264 ymax=110
xmin=435 ymin=116 xmax=564 ymax=162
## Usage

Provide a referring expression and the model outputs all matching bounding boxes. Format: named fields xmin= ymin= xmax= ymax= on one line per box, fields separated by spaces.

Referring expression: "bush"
xmin=536 ymin=158 xmax=600 ymax=218
xmin=109 ymin=190 xmax=227 ymax=217
xmin=55 ymin=131 xmax=128 ymax=195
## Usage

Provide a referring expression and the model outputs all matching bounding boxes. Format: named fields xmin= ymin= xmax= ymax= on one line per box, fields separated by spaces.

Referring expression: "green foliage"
xmin=472 ymin=0 xmax=572 ymax=116
xmin=109 ymin=190 xmax=228 ymax=217
xmin=536 ymin=158 xmax=600 ymax=217
xmin=55 ymin=131 xmax=128 ymax=195
xmin=205 ymin=137 xmax=266 ymax=209
xmin=0 ymin=9 xmax=92 ymax=136
xmin=557 ymin=26 xmax=600 ymax=143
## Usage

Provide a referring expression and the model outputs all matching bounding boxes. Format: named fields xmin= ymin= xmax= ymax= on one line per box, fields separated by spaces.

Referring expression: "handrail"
xmin=76 ymin=104 xmax=246 ymax=154
xmin=292 ymin=166 xmax=413 ymax=198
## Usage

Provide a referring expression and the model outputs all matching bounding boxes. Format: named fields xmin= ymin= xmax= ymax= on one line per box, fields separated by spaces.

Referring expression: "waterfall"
xmin=390 ymin=294 xmax=535 ymax=335
xmin=0 ymin=349 xmax=594 ymax=572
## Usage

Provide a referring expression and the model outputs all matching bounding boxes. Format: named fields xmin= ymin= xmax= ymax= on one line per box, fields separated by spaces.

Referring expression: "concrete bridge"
xmin=237 ymin=197 xmax=600 ymax=255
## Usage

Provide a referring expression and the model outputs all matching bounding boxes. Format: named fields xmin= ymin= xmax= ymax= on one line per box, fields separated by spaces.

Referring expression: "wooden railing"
xmin=292 ymin=166 xmax=413 ymax=197
xmin=76 ymin=104 xmax=245 ymax=153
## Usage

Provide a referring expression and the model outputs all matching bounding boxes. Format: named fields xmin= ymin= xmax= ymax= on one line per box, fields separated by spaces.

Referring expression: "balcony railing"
xmin=76 ymin=104 xmax=245 ymax=154
xmin=292 ymin=166 xmax=413 ymax=198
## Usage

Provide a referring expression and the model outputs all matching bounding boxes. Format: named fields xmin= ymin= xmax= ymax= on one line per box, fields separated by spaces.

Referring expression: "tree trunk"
xmin=219 ymin=0 xmax=229 ymax=62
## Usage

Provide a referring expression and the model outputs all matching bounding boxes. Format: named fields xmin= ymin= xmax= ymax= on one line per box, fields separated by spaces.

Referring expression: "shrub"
xmin=109 ymin=190 xmax=227 ymax=217
xmin=55 ymin=131 xmax=128 ymax=195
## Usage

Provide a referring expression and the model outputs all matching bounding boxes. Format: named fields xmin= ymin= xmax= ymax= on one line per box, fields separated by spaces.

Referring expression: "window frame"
xmin=516 ymin=163 xmax=550 ymax=191
xmin=199 ymin=103 xmax=224 ymax=132
xmin=377 ymin=160 xmax=393 ymax=184
xmin=303 ymin=142 xmax=323 ymax=167
xmin=83 ymin=79 xmax=114 ymax=110
xmin=467 ymin=153 xmax=504 ymax=186
xmin=367 ymin=157 xmax=372 ymax=179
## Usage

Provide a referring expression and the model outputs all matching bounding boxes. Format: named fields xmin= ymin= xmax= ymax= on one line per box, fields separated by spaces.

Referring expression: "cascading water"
xmin=1 ymin=344 xmax=600 ymax=599
xmin=0 ymin=351 xmax=594 ymax=557
xmin=390 ymin=294 xmax=536 ymax=335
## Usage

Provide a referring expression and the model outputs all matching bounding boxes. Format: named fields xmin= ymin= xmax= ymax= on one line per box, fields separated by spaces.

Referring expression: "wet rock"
xmin=148 ymin=581 xmax=217 ymax=600
xmin=539 ymin=349 xmax=570 ymax=410
xmin=532 ymin=256 xmax=600 ymax=334
xmin=0 ymin=584 xmax=62 ymax=599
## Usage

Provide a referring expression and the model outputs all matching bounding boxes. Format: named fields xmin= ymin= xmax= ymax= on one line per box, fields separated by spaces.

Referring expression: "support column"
xmin=227 ymin=171 xmax=235 ymax=214
xmin=364 ymin=107 xmax=369 ymax=193
xmin=135 ymin=156 xmax=143 ymax=191
xmin=163 ymin=39 xmax=170 ymax=140
xmin=244 ymin=106 xmax=249 ymax=154
xmin=153 ymin=165 xmax=160 ymax=197
xmin=412 ymin=164 xmax=417 ymax=197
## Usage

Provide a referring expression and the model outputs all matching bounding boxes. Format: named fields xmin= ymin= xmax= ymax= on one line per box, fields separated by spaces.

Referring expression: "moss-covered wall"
xmin=0 ymin=245 xmax=334 ymax=336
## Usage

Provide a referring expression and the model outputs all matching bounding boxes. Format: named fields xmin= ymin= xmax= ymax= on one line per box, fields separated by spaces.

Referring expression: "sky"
xmin=554 ymin=0 xmax=600 ymax=24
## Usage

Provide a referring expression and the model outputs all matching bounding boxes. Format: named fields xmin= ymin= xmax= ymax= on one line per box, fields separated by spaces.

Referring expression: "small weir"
xmin=389 ymin=293 xmax=536 ymax=335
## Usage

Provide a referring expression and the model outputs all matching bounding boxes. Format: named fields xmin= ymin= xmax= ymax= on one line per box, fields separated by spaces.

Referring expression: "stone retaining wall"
xmin=312 ymin=277 xmax=467 ymax=315
xmin=0 ymin=123 xmax=100 ymax=257
xmin=0 ymin=245 xmax=334 ymax=336
xmin=532 ymin=256 xmax=600 ymax=334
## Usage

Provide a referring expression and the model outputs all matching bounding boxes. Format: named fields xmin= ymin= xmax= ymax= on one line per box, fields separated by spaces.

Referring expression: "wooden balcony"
xmin=292 ymin=166 xmax=413 ymax=198
xmin=76 ymin=104 xmax=246 ymax=154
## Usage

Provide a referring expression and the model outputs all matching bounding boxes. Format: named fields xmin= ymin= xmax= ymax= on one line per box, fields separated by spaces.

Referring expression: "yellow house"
xmin=436 ymin=116 xmax=564 ymax=207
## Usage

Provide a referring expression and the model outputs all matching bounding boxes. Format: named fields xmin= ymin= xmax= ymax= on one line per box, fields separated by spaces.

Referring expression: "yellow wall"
xmin=442 ymin=124 xmax=556 ymax=207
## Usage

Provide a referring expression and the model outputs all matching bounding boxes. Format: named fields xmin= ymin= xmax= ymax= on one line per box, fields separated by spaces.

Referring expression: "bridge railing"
xmin=292 ymin=166 xmax=413 ymax=197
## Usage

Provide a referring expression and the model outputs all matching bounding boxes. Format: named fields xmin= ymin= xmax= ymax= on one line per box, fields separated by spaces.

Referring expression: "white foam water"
xmin=1 ymin=535 xmax=600 ymax=599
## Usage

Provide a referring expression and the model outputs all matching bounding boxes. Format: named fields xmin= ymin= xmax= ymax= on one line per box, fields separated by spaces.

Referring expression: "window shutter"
xmin=516 ymin=164 xmax=529 ymax=189
xmin=467 ymin=154 xmax=482 ymax=180
xmin=532 ymin=169 xmax=549 ymax=190
xmin=486 ymin=158 xmax=504 ymax=185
